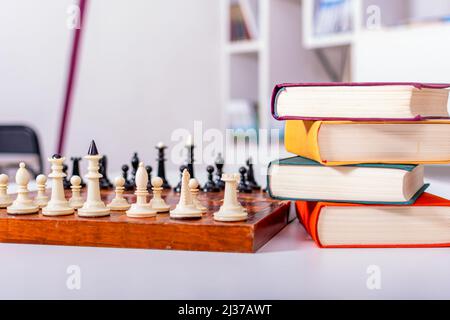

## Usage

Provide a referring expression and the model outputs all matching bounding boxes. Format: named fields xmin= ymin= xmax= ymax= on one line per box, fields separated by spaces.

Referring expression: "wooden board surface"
xmin=0 ymin=189 xmax=290 ymax=253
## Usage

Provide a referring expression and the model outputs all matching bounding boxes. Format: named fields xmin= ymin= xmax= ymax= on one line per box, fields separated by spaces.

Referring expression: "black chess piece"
xmin=62 ymin=163 xmax=71 ymax=189
xmin=203 ymin=165 xmax=220 ymax=192
xmin=145 ymin=165 xmax=153 ymax=191
xmin=185 ymin=141 xmax=195 ymax=178
xmin=156 ymin=143 xmax=171 ymax=189
xmin=246 ymin=157 xmax=260 ymax=190
xmin=214 ymin=153 xmax=225 ymax=190
xmin=174 ymin=165 xmax=187 ymax=193
xmin=70 ymin=157 xmax=85 ymax=187
xmin=130 ymin=152 xmax=139 ymax=187
xmin=237 ymin=166 xmax=252 ymax=193
xmin=88 ymin=140 xmax=99 ymax=155
xmin=99 ymin=155 xmax=113 ymax=189
xmin=121 ymin=164 xmax=133 ymax=191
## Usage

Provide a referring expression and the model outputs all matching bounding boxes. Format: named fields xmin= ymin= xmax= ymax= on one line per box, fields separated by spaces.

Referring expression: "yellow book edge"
xmin=284 ymin=120 xmax=450 ymax=166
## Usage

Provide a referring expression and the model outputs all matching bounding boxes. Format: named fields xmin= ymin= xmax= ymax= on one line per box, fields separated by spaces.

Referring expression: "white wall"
xmin=64 ymin=0 xmax=221 ymax=175
xmin=0 ymin=0 xmax=73 ymax=169
xmin=410 ymin=0 xmax=450 ymax=20
xmin=352 ymin=24 xmax=450 ymax=83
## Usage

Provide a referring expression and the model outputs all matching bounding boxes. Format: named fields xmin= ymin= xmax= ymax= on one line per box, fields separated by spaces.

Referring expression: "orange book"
xmin=296 ymin=193 xmax=450 ymax=248
xmin=285 ymin=120 xmax=450 ymax=166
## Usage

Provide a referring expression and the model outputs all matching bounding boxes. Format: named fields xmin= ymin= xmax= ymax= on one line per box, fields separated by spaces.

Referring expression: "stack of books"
xmin=267 ymin=83 xmax=450 ymax=248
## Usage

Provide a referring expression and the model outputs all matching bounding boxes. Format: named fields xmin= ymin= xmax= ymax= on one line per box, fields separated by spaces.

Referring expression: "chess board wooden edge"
xmin=0 ymin=190 xmax=291 ymax=253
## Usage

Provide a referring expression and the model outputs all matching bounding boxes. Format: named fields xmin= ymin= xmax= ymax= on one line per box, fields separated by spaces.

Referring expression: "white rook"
xmin=214 ymin=173 xmax=247 ymax=222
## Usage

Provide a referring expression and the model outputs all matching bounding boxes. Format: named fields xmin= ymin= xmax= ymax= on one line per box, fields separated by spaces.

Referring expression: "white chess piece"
xmin=149 ymin=176 xmax=170 ymax=213
xmin=7 ymin=162 xmax=39 ymax=215
xmin=78 ymin=140 xmax=110 ymax=217
xmin=34 ymin=174 xmax=49 ymax=208
xmin=170 ymin=169 xmax=202 ymax=219
xmin=188 ymin=178 xmax=207 ymax=213
xmin=69 ymin=175 xmax=84 ymax=209
xmin=42 ymin=155 xmax=74 ymax=216
xmin=107 ymin=176 xmax=131 ymax=211
xmin=0 ymin=174 xmax=13 ymax=208
xmin=126 ymin=162 xmax=157 ymax=218
xmin=214 ymin=173 xmax=247 ymax=222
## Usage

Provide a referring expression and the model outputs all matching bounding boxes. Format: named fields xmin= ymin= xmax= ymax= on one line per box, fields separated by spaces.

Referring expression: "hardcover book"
xmin=296 ymin=193 xmax=450 ymax=248
xmin=271 ymin=82 xmax=450 ymax=121
xmin=267 ymin=156 xmax=428 ymax=204
xmin=284 ymin=120 xmax=450 ymax=166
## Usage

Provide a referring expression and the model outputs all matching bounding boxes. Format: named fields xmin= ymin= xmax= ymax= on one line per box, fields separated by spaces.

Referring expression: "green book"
xmin=267 ymin=156 xmax=428 ymax=205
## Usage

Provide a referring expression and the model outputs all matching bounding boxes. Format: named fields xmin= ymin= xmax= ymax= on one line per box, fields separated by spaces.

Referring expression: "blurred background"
xmin=1 ymin=0 xmax=450 ymax=181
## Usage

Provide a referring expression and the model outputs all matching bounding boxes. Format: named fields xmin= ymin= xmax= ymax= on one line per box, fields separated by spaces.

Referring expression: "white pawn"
xmin=188 ymin=178 xmax=207 ymax=213
xmin=126 ymin=162 xmax=157 ymax=218
xmin=69 ymin=175 xmax=84 ymax=209
xmin=214 ymin=173 xmax=247 ymax=222
xmin=170 ymin=169 xmax=202 ymax=219
xmin=149 ymin=176 xmax=170 ymax=213
xmin=7 ymin=162 xmax=39 ymax=215
xmin=42 ymin=155 xmax=74 ymax=216
xmin=34 ymin=174 xmax=49 ymax=208
xmin=107 ymin=176 xmax=131 ymax=211
xmin=0 ymin=174 xmax=13 ymax=208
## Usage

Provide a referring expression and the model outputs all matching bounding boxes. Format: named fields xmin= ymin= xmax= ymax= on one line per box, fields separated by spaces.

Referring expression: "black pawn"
xmin=130 ymin=152 xmax=139 ymax=187
xmin=203 ymin=165 xmax=220 ymax=192
xmin=99 ymin=155 xmax=113 ymax=189
xmin=214 ymin=153 xmax=225 ymax=190
xmin=156 ymin=143 xmax=171 ymax=189
xmin=145 ymin=165 xmax=153 ymax=191
xmin=238 ymin=166 xmax=252 ymax=193
xmin=121 ymin=164 xmax=133 ymax=191
xmin=70 ymin=157 xmax=85 ymax=187
xmin=246 ymin=158 xmax=260 ymax=190
xmin=174 ymin=165 xmax=187 ymax=193
xmin=62 ymin=163 xmax=71 ymax=189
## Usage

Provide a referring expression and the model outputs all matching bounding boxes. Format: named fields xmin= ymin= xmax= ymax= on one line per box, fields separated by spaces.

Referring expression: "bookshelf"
xmin=302 ymin=0 xmax=362 ymax=49
xmin=220 ymin=0 xmax=304 ymax=143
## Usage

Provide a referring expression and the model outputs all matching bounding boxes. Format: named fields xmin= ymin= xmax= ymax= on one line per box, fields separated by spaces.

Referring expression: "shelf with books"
xmin=302 ymin=0 xmax=361 ymax=49
xmin=229 ymin=0 xmax=259 ymax=42
xmin=221 ymin=0 xmax=304 ymax=146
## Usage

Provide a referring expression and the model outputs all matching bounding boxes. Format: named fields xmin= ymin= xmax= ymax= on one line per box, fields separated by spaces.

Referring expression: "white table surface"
xmin=0 ymin=166 xmax=449 ymax=299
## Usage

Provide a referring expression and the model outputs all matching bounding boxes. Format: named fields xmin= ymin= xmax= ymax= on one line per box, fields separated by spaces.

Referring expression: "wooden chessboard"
xmin=0 ymin=189 xmax=291 ymax=253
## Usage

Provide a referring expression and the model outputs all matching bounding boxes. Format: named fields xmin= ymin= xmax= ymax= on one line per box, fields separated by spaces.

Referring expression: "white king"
xmin=78 ymin=140 xmax=110 ymax=217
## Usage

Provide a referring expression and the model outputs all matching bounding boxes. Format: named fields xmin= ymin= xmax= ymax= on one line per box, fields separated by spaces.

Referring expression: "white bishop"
xmin=7 ymin=163 xmax=39 ymax=215
xmin=126 ymin=162 xmax=157 ymax=218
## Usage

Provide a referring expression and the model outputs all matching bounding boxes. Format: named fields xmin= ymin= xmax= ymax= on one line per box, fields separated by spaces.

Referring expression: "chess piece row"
xmin=110 ymin=163 xmax=210 ymax=219
xmin=0 ymin=155 xmax=247 ymax=222
xmin=0 ymin=141 xmax=112 ymax=217
xmin=173 ymin=154 xmax=261 ymax=194
xmin=120 ymin=142 xmax=170 ymax=191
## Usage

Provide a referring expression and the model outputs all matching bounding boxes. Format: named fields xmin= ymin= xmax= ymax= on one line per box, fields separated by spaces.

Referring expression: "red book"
xmin=296 ymin=193 xmax=450 ymax=248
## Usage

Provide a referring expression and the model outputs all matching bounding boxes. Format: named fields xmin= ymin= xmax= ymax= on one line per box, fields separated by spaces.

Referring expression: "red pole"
xmin=57 ymin=0 xmax=88 ymax=154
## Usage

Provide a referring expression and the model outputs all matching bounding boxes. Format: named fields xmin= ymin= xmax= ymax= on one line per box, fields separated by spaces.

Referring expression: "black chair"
xmin=0 ymin=125 xmax=43 ymax=177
